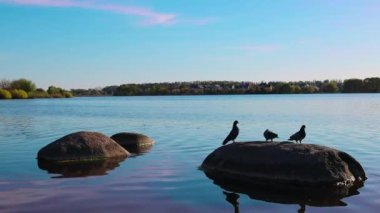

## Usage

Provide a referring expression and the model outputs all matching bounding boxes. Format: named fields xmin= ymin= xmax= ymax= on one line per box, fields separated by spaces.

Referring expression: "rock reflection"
xmin=298 ymin=204 xmax=306 ymax=213
xmin=223 ymin=191 xmax=240 ymax=213
xmin=127 ymin=144 xmax=153 ymax=156
xmin=204 ymin=171 xmax=364 ymax=210
xmin=37 ymin=157 xmax=126 ymax=178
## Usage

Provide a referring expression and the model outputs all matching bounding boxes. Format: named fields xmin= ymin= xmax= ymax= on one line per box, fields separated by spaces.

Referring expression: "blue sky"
xmin=0 ymin=0 xmax=379 ymax=89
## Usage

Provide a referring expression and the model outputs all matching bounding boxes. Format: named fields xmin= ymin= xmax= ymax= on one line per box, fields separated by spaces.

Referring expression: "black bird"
xmin=263 ymin=129 xmax=278 ymax=142
xmin=222 ymin=120 xmax=239 ymax=145
xmin=288 ymin=125 xmax=306 ymax=143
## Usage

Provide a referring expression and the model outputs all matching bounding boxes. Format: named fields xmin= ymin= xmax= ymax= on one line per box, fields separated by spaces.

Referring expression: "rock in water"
xmin=111 ymin=132 xmax=154 ymax=153
xmin=201 ymin=142 xmax=366 ymax=187
xmin=37 ymin=131 xmax=130 ymax=162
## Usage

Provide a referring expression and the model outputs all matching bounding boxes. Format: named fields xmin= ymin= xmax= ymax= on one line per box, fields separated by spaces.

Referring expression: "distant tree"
xmin=28 ymin=90 xmax=50 ymax=98
xmin=292 ymin=85 xmax=302 ymax=94
xmin=10 ymin=78 xmax=36 ymax=93
xmin=0 ymin=79 xmax=11 ymax=89
xmin=71 ymin=89 xmax=104 ymax=96
xmin=179 ymin=85 xmax=190 ymax=95
xmin=363 ymin=77 xmax=380 ymax=92
xmin=102 ymin=86 xmax=118 ymax=95
xmin=10 ymin=89 xmax=28 ymax=99
xmin=321 ymin=82 xmax=339 ymax=93
xmin=47 ymin=86 xmax=63 ymax=95
xmin=246 ymin=83 xmax=260 ymax=94
xmin=263 ymin=86 xmax=273 ymax=94
xmin=108 ymin=78 xmax=379 ymax=96
xmin=0 ymin=88 xmax=12 ymax=99
xmin=158 ymin=85 xmax=169 ymax=95
xmin=47 ymin=86 xmax=72 ymax=98
xmin=64 ymin=91 xmax=73 ymax=98
xmin=277 ymin=83 xmax=293 ymax=94
xmin=343 ymin=79 xmax=364 ymax=93
xmin=301 ymin=85 xmax=313 ymax=93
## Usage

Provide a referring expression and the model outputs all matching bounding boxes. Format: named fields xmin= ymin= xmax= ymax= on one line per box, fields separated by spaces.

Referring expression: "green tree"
xmin=363 ymin=77 xmax=380 ymax=92
xmin=321 ymin=82 xmax=339 ymax=93
xmin=64 ymin=91 xmax=73 ymax=98
xmin=277 ymin=83 xmax=293 ymax=94
xmin=28 ymin=89 xmax=50 ymax=98
xmin=10 ymin=89 xmax=28 ymax=99
xmin=102 ymin=86 xmax=118 ymax=95
xmin=47 ymin=86 xmax=63 ymax=94
xmin=0 ymin=89 xmax=12 ymax=99
xmin=292 ymin=85 xmax=302 ymax=94
xmin=302 ymin=85 xmax=316 ymax=93
xmin=343 ymin=79 xmax=364 ymax=93
xmin=47 ymin=86 xmax=73 ymax=98
xmin=10 ymin=78 xmax=36 ymax=93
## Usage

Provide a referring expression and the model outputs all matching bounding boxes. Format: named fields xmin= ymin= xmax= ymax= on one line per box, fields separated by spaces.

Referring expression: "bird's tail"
xmin=222 ymin=139 xmax=227 ymax=145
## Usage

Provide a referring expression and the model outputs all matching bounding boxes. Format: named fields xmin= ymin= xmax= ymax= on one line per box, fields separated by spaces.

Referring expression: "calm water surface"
xmin=0 ymin=94 xmax=379 ymax=212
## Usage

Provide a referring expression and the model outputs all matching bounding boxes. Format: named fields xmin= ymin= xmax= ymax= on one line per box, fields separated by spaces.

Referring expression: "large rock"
xmin=37 ymin=131 xmax=130 ymax=161
xmin=111 ymin=132 xmax=154 ymax=153
xmin=201 ymin=142 xmax=366 ymax=187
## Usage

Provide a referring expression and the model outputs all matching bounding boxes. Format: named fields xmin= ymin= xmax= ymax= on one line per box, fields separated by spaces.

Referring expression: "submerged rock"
xmin=37 ymin=131 xmax=130 ymax=162
xmin=111 ymin=132 xmax=154 ymax=153
xmin=201 ymin=142 xmax=366 ymax=187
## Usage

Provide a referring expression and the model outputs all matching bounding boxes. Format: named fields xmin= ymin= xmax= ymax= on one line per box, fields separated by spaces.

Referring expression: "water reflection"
xmin=204 ymin=171 xmax=364 ymax=211
xmin=223 ymin=191 xmax=240 ymax=213
xmin=37 ymin=157 xmax=126 ymax=178
xmin=298 ymin=204 xmax=306 ymax=213
xmin=126 ymin=144 xmax=153 ymax=156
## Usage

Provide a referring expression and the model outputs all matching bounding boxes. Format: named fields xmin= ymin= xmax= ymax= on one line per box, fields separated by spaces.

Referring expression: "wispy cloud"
xmin=0 ymin=0 xmax=177 ymax=25
xmin=241 ymin=44 xmax=281 ymax=53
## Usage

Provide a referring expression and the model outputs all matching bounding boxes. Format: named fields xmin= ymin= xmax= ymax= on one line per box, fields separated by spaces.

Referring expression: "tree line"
xmin=72 ymin=77 xmax=379 ymax=96
xmin=1 ymin=77 xmax=379 ymax=99
xmin=0 ymin=78 xmax=73 ymax=99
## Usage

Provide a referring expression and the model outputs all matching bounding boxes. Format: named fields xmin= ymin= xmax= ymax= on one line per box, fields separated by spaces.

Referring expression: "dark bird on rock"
xmin=222 ymin=120 xmax=239 ymax=145
xmin=263 ymin=129 xmax=278 ymax=142
xmin=288 ymin=125 xmax=306 ymax=143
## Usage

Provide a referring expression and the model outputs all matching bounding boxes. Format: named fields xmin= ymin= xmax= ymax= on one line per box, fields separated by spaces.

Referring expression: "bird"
xmin=222 ymin=120 xmax=239 ymax=145
xmin=263 ymin=129 xmax=278 ymax=142
xmin=288 ymin=125 xmax=306 ymax=143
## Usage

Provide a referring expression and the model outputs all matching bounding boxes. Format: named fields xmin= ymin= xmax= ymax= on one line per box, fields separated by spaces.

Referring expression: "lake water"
xmin=0 ymin=94 xmax=379 ymax=212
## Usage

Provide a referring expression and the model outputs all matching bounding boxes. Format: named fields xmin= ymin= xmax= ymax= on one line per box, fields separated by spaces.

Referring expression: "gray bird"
xmin=288 ymin=125 xmax=306 ymax=143
xmin=264 ymin=129 xmax=278 ymax=142
xmin=222 ymin=120 xmax=239 ymax=145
